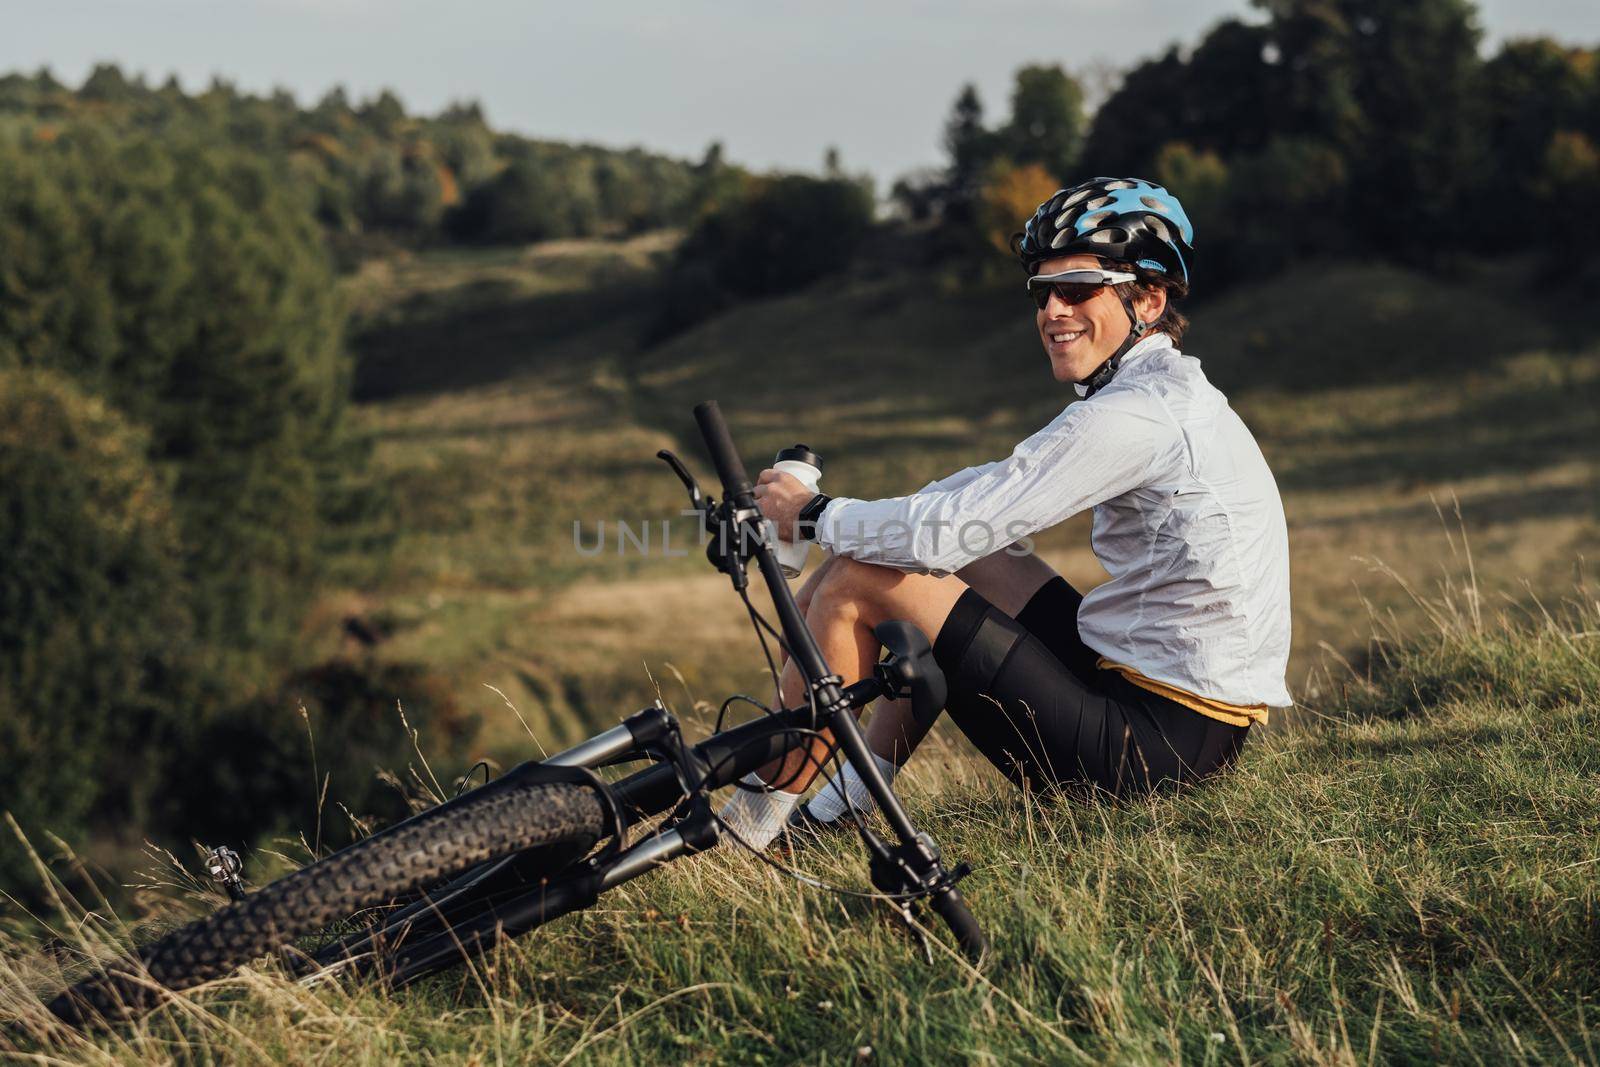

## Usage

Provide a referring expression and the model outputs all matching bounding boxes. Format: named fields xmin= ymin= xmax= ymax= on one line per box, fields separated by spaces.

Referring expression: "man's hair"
xmin=1107 ymin=260 xmax=1190 ymax=345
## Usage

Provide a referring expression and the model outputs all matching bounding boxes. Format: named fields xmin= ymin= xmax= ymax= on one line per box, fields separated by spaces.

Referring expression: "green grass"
xmin=4 ymin=574 xmax=1597 ymax=1062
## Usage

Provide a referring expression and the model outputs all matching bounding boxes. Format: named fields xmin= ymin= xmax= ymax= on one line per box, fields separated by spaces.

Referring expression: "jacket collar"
xmin=1072 ymin=333 xmax=1173 ymax=398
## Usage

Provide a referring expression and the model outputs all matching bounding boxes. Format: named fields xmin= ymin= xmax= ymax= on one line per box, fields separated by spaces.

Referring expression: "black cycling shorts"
xmin=928 ymin=576 xmax=1249 ymax=798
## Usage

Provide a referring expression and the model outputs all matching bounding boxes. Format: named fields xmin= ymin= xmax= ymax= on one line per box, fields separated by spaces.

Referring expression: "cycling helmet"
xmin=1015 ymin=177 xmax=1194 ymax=284
xmin=1015 ymin=177 xmax=1195 ymax=396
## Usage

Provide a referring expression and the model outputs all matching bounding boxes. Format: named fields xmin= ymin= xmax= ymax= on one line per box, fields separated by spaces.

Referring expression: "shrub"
xmin=0 ymin=369 xmax=191 ymax=887
xmin=165 ymin=659 xmax=480 ymax=851
xmin=648 ymin=174 xmax=874 ymax=340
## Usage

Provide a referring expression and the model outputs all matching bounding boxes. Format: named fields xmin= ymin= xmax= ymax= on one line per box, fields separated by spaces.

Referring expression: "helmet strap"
xmin=1080 ymin=293 xmax=1151 ymax=398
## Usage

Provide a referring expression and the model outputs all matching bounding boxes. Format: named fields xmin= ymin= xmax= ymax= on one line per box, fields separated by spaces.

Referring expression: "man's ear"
xmin=1134 ymin=284 xmax=1167 ymax=325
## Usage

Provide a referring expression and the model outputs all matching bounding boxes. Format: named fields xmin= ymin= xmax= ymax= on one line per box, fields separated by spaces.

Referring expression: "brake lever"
xmin=657 ymin=449 xmax=707 ymax=513
xmin=886 ymin=896 xmax=934 ymax=965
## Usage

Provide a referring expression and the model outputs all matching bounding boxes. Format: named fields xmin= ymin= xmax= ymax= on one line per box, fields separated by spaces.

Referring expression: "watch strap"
xmin=797 ymin=493 xmax=832 ymax=541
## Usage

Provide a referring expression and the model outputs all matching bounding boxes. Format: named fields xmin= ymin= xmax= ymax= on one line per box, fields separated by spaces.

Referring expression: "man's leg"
xmin=767 ymin=557 xmax=967 ymax=791
xmin=856 ymin=547 xmax=1062 ymax=761
xmin=778 ymin=555 xmax=927 ymax=822
xmin=718 ymin=558 xmax=965 ymax=846
xmin=797 ymin=548 xmax=1068 ymax=826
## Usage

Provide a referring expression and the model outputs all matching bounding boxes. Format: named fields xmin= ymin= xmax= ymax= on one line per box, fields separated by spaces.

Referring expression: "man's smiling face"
xmin=1033 ymin=253 xmax=1162 ymax=384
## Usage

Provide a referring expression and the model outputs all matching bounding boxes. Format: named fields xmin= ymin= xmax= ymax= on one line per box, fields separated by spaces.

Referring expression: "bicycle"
xmin=46 ymin=400 xmax=986 ymax=1028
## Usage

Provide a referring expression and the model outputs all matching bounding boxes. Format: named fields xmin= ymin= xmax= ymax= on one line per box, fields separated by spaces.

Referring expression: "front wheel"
xmin=49 ymin=781 xmax=606 ymax=1027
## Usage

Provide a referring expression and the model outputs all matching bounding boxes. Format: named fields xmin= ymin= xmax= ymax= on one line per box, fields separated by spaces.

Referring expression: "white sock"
xmin=807 ymin=752 xmax=899 ymax=823
xmin=717 ymin=773 xmax=802 ymax=850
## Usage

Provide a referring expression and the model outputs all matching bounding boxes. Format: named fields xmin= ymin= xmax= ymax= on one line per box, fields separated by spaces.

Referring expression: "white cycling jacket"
xmin=814 ymin=333 xmax=1293 ymax=708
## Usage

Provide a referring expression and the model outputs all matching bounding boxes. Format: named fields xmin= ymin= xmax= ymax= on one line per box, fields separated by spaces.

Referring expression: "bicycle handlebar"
xmin=930 ymin=885 xmax=988 ymax=960
xmin=693 ymin=401 xmax=753 ymax=499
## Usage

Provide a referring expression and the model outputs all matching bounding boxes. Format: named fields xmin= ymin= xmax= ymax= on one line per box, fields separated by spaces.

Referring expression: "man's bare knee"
xmin=793 ymin=554 xmax=843 ymax=618
xmin=954 ymin=547 xmax=1059 ymax=617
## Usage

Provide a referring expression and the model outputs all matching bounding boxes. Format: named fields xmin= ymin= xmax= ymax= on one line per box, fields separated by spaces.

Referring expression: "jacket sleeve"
xmin=816 ymin=397 xmax=1182 ymax=574
xmin=914 ymin=460 xmax=1002 ymax=495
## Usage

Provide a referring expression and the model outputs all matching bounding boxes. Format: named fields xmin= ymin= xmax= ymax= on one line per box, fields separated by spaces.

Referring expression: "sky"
xmin=7 ymin=0 xmax=1600 ymax=185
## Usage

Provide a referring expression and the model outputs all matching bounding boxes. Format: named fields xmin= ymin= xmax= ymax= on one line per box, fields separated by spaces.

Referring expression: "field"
xmin=4 ymin=235 xmax=1598 ymax=1062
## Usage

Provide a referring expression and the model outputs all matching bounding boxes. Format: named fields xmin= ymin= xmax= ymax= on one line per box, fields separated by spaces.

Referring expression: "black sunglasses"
xmin=1026 ymin=268 xmax=1136 ymax=311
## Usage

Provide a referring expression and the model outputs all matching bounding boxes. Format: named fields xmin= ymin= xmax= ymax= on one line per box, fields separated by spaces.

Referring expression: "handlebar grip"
xmin=693 ymin=401 xmax=753 ymax=498
xmin=930 ymin=885 xmax=988 ymax=961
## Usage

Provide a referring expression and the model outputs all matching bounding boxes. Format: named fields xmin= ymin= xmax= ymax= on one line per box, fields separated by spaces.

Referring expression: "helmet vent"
xmin=1144 ymin=216 xmax=1171 ymax=240
xmin=1140 ymin=195 xmax=1169 ymax=213
xmin=1085 ymin=210 xmax=1117 ymax=228
xmin=1103 ymin=179 xmax=1137 ymax=190
xmin=1087 ymin=228 xmax=1127 ymax=245
xmin=1050 ymin=229 xmax=1072 ymax=249
xmin=1063 ymin=188 xmax=1094 ymax=208
xmin=1085 ymin=195 xmax=1113 ymax=210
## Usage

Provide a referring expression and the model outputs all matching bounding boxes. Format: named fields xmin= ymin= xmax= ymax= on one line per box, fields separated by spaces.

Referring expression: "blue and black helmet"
xmin=1014 ymin=177 xmax=1195 ymax=285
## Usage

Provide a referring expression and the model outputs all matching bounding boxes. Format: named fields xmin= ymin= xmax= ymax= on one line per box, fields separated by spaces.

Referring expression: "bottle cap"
xmin=775 ymin=444 xmax=822 ymax=470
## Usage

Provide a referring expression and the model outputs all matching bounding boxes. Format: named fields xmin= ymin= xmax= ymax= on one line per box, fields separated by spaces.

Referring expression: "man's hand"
xmin=752 ymin=469 xmax=815 ymax=542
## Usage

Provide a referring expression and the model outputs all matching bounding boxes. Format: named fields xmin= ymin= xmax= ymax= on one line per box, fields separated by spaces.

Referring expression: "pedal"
xmin=204 ymin=845 xmax=247 ymax=901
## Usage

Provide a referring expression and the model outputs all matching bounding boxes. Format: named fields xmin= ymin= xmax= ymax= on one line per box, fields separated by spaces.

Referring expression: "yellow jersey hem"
xmin=1097 ymin=658 xmax=1268 ymax=728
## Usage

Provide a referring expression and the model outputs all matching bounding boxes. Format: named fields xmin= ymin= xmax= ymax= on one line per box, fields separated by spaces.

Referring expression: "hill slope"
xmin=5 ymin=579 xmax=1596 ymax=1062
xmin=329 ymin=243 xmax=1600 ymax=751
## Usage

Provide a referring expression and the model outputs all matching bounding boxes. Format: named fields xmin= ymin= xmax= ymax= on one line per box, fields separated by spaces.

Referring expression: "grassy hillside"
xmin=4 ymin=576 xmax=1596 ymax=1062
xmin=315 ymin=240 xmax=1600 ymax=756
xmin=3 ymin=238 xmax=1598 ymax=1060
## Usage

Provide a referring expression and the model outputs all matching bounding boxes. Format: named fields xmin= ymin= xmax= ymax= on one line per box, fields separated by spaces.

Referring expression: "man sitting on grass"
xmin=721 ymin=177 xmax=1292 ymax=847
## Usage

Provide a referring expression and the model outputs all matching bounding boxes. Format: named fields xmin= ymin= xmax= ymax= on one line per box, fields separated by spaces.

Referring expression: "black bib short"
xmin=929 ymin=576 xmax=1249 ymax=798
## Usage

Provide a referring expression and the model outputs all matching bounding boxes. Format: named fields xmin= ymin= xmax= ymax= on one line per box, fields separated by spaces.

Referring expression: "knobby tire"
xmin=48 ymin=781 xmax=605 ymax=1027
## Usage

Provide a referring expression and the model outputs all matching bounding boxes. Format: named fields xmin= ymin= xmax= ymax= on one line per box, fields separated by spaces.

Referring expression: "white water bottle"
xmin=773 ymin=444 xmax=822 ymax=578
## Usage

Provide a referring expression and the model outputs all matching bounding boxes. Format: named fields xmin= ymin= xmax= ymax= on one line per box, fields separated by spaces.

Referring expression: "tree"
xmin=1254 ymin=0 xmax=1484 ymax=260
xmin=1081 ymin=48 xmax=1190 ymax=176
xmin=1538 ymin=130 xmax=1600 ymax=261
xmin=690 ymin=175 xmax=874 ymax=298
xmin=1083 ymin=20 xmax=1291 ymax=177
xmin=976 ymin=161 xmax=1061 ymax=257
xmin=1181 ymin=19 xmax=1289 ymax=159
xmin=1251 ymin=1 xmax=1366 ymax=153
xmin=650 ymin=175 xmax=875 ymax=341
xmin=1476 ymin=39 xmax=1597 ymax=229
xmin=360 ymin=89 xmax=407 ymax=136
xmin=943 ymin=84 xmax=995 ymax=206
xmin=999 ymin=65 xmax=1086 ymax=182
xmin=1153 ymin=142 xmax=1229 ymax=265
xmin=689 ymin=140 xmax=747 ymax=218
xmin=0 ymin=127 xmax=381 ymax=895
xmin=1345 ymin=0 xmax=1484 ymax=259
xmin=360 ymin=143 xmax=445 ymax=232
xmin=79 ymin=62 xmax=135 ymax=103
xmin=0 ymin=131 xmax=353 ymax=674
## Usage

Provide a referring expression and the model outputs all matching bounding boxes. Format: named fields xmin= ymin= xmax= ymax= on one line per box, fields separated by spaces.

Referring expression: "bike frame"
xmin=302 ymin=401 xmax=983 ymax=984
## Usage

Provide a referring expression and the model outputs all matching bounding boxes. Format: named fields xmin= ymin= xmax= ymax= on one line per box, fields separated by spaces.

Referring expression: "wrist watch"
xmin=796 ymin=493 xmax=832 ymax=542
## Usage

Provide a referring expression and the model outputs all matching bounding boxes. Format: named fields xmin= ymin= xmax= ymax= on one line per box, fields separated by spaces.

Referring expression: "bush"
xmin=684 ymin=175 xmax=874 ymax=298
xmin=0 ymin=369 xmax=191 ymax=887
xmin=165 ymin=659 xmax=479 ymax=851
xmin=648 ymin=175 xmax=874 ymax=340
